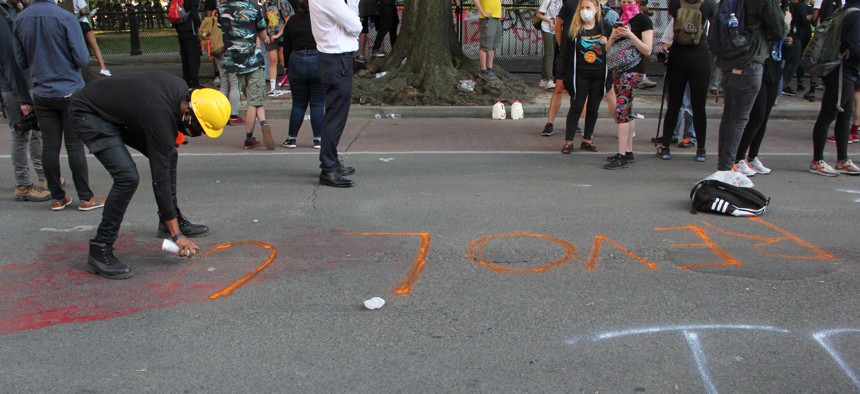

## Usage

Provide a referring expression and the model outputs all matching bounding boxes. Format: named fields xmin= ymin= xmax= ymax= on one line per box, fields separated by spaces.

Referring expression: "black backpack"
xmin=708 ymin=0 xmax=756 ymax=60
xmin=690 ymin=180 xmax=770 ymax=216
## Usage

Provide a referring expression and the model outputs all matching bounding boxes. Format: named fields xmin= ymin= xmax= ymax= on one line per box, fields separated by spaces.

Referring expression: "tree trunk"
xmin=353 ymin=0 xmax=532 ymax=106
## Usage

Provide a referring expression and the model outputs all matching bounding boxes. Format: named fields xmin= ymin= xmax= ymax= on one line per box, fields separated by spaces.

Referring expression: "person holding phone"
xmin=604 ymin=0 xmax=653 ymax=170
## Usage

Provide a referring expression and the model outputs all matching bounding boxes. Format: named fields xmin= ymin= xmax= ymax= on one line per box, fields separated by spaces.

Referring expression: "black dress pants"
xmin=317 ymin=52 xmax=354 ymax=173
xmin=177 ymin=28 xmax=201 ymax=88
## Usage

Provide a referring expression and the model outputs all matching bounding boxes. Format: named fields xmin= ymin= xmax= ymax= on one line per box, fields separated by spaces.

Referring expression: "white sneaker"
xmin=99 ymin=69 xmax=112 ymax=77
xmin=539 ymin=79 xmax=547 ymax=88
xmin=735 ymin=160 xmax=756 ymax=176
xmin=546 ymin=80 xmax=556 ymax=90
xmin=747 ymin=157 xmax=771 ymax=174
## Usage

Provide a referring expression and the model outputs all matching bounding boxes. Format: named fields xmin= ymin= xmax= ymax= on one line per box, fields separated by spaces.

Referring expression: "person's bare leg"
xmin=268 ymin=49 xmax=278 ymax=92
xmin=547 ymin=79 xmax=565 ymax=123
xmin=479 ymin=49 xmax=488 ymax=70
xmin=84 ymin=31 xmax=108 ymax=72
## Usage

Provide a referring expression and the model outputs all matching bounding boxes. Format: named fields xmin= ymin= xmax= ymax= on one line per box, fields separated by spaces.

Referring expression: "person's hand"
xmin=784 ymin=9 xmax=793 ymax=26
xmin=618 ymin=26 xmax=632 ymax=39
xmin=600 ymin=36 xmax=608 ymax=45
xmin=481 ymin=11 xmax=491 ymax=18
xmin=19 ymin=103 xmax=33 ymax=118
xmin=661 ymin=42 xmax=670 ymax=52
xmin=175 ymin=236 xmax=200 ymax=258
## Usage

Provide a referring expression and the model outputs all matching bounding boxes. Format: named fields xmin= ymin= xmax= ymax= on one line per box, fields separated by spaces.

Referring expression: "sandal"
xmin=561 ymin=140 xmax=574 ymax=155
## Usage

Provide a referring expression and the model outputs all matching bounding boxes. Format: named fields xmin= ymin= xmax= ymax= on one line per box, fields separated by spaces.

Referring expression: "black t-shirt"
xmin=667 ymin=0 xmax=716 ymax=72
xmin=557 ymin=0 xmax=580 ymax=35
xmin=283 ymin=12 xmax=317 ymax=58
xmin=623 ymin=13 xmax=653 ymax=74
xmin=575 ymin=22 xmax=612 ymax=78
xmin=69 ymin=71 xmax=187 ymax=221
xmin=203 ymin=0 xmax=217 ymax=12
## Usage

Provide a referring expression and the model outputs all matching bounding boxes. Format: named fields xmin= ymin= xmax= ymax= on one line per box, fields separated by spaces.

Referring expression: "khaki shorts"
xmin=479 ymin=18 xmax=502 ymax=51
xmin=237 ymin=68 xmax=266 ymax=107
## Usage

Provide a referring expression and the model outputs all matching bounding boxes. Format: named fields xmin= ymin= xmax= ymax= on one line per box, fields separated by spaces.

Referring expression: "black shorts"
xmin=79 ymin=21 xmax=92 ymax=34
xmin=361 ymin=15 xmax=379 ymax=34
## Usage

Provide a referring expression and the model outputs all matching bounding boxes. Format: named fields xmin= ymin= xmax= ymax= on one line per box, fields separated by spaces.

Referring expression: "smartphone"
xmin=615 ymin=22 xmax=624 ymax=28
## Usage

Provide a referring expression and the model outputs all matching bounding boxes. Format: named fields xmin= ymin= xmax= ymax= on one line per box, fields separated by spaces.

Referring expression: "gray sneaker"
xmin=486 ymin=69 xmax=498 ymax=81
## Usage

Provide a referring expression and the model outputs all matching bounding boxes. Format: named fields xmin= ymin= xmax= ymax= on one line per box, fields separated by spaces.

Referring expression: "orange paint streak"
xmin=702 ymin=218 xmax=835 ymax=260
xmin=345 ymin=232 xmax=430 ymax=295
xmin=466 ymin=232 xmax=577 ymax=274
xmin=205 ymin=241 xmax=278 ymax=300
xmin=585 ymin=235 xmax=658 ymax=271
xmin=655 ymin=226 xmax=743 ymax=270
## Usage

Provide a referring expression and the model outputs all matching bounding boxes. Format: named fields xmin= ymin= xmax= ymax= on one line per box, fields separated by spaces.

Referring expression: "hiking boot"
xmin=657 ymin=146 xmax=671 ymax=160
xmin=283 ymin=138 xmax=297 ymax=148
xmin=782 ymin=87 xmax=796 ymax=96
xmin=809 ymin=160 xmax=839 ymax=177
xmin=580 ymin=139 xmax=599 ymax=152
xmin=78 ymin=196 xmax=106 ymax=211
xmin=561 ymin=140 xmax=574 ymax=154
xmin=14 ymin=185 xmax=50 ymax=202
xmin=541 ymin=123 xmax=554 ymax=136
xmin=695 ymin=149 xmax=707 ymax=162
xmin=604 ymin=155 xmax=629 ymax=170
xmin=87 ymin=241 xmax=133 ymax=279
xmin=244 ymin=137 xmax=261 ymax=149
xmin=678 ymin=138 xmax=695 ymax=148
xmin=748 ymin=157 xmax=771 ymax=174
xmin=51 ymin=195 xmax=72 ymax=211
xmin=735 ymin=160 xmax=756 ymax=177
xmin=157 ymin=211 xmax=210 ymax=238
xmin=261 ymin=124 xmax=275 ymax=150
xmin=313 ymin=138 xmax=322 ymax=149
xmin=803 ymin=90 xmax=816 ymax=102
xmin=835 ymin=159 xmax=860 ymax=175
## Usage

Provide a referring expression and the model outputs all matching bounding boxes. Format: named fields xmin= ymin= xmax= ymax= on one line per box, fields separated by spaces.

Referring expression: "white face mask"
xmin=581 ymin=9 xmax=595 ymax=22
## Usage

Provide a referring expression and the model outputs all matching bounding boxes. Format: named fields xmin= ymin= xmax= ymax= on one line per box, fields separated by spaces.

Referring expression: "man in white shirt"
xmin=309 ymin=0 xmax=361 ymax=188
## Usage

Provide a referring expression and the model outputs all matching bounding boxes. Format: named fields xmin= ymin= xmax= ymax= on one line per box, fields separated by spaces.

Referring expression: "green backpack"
xmin=674 ymin=0 xmax=705 ymax=46
xmin=802 ymin=7 xmax=858 ymax=111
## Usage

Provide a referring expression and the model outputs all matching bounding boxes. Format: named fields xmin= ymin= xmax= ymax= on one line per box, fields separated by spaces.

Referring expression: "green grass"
xmin=96 ymin=32 xmax=179 ymax=56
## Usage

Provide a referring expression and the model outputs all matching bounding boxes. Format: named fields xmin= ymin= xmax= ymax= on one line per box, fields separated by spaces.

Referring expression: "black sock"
xmin=245 ymin=133 xmax=253 ymax=141
xmin=260 ymin=120 xmax=268 ymax=127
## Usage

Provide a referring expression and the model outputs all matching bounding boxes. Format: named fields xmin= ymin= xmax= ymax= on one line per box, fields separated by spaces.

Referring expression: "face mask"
xmin=15 ymin=2 xmax=23 ymax=10
xmin=620 ymin=3 xmax=638 ymax=21
xmin=581 ymin=9 xmax=595 ymax=22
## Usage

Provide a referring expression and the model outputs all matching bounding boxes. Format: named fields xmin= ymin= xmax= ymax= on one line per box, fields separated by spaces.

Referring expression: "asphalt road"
xmin=1 ymin=116 xmax=859 ymax=393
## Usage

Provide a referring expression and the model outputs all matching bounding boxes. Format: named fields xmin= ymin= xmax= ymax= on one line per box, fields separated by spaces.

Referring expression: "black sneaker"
xmin=696 ymin=149 xmax=707 ymax=162
xmin=804 ymin=90 xmax=816 ymax=102
xmin=157 ymin=211 xmax=209 ymax=238
xmin=283 ymin=138 xmax=297 ymax=148
xmin=657 ymin=146 xmax=671 ymax=160
xmin=604 ymin=155 xmax=629 ymax=170
xmin=87 ymin=241 xmax=133 ymax=279
xmin=541 ymin=123 xmax=554 ymax=136
xmin=625 ymin=152 xmax=635 ymax=162
xmin=782 ymin=87 xmax=797 ymax=96
xmin=580 ymin=140 xmax=599 ymax=152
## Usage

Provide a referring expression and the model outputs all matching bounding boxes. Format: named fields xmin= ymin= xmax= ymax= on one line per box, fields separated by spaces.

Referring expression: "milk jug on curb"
xmin=510 ymin=100 xmax=524 ymax=120
xmin=492 ymin=101 xmax=506 ymax=120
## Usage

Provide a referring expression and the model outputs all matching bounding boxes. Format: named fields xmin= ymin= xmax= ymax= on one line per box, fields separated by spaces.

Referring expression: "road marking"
xmin=345 ymin=232 xmax=430 ymax=295
xmin=467 ymin=232 xmax=577 ymax=274
xmin=684 ymin=330 xmax=718 ymax=394
xmin=39 ymin=225 xmax=97 ymax=232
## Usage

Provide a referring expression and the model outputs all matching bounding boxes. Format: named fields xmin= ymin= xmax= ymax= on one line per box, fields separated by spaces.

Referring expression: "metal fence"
xmin=86 ymin=1 xmax=673 ymax=76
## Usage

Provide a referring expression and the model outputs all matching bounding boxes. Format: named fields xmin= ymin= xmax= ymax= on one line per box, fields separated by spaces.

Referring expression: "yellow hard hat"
xmin=189 ymin=88 xmax=231 ymax=138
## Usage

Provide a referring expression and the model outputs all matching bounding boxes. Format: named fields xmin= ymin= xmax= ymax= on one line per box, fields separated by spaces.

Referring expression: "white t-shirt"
xmin=74 ymin=0 xmax=90 ymax=24
xmin=538 ymin=0 xmax=563 ymax=34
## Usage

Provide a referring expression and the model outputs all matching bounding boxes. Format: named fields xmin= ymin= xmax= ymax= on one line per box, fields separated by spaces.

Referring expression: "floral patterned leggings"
xmin=612 ymin=71 xmax=644 ymax=124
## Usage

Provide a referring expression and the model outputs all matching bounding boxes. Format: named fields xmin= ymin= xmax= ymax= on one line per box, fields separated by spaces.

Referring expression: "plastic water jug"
xmin=510 ymin=100 xmax=524 ymax=120
xmin=492 ymin=101 xmax=506 ymax=120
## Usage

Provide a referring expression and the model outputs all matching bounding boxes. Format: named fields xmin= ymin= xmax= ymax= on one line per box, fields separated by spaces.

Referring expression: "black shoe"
xmin=625 ymin=152 xmax=635 ymax=163
xmin=804 ymin=90 xmax=816 ymax=102
xmin=604 ymin=155 xmax=629 ymax=170
xmin=541 ymin=123 xmax=554 ymax=136
xmin=337 ymin=156 xmax=355 ymax=176
xmin=580 ymin=140 xmax=599 ymax=152
xmin=695 ymin=149 xmax=707 ymax=162
xmin=320 ymin=171 xmax=354 ymax=187
xmin=87 ymin=241 xmax=133 ymax=279
xmin=657 ymin=146 xmax=671 ymax=160
xmin=782 ymin=87 xmax=797 ymax=96
xmin=157 ymin=211 xmax=209 ymax=238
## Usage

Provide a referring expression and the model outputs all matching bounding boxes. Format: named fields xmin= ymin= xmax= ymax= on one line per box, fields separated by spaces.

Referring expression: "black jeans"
xmin=177 ymin=28 xmax=201 ymax=88
xmin=317 ymin=52 xmax=354 ymax=173
xmin=33 ymin=95 xmax=94 ymax=202
xmin=372 ymin=1 xmax=399 ymax=51
xmin=74 ymin=113 xmax=179 ymax=245
xmin=736 ymin=74 xmax=780 ymax=162
xmin=565 ymin=74 xmax=605 ymax=141
xmin=661 ymin=67 xmax=710 ymax=150
xmin=812 ymin=70 xmax=855 ymax=162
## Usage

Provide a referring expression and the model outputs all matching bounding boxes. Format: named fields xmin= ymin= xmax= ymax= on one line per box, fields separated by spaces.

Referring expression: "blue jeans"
xmin=717 ymin=63 xmax=763 ymax=171
xmin=33 ymin=95 xmax=94 ymax=201
xmin=672 ymin=84 xmax=696 ymax=141
xmin=3 ymin=91 xmax=44 ymax=185
xmin=288 ymin=50 xmax=325 ymax=139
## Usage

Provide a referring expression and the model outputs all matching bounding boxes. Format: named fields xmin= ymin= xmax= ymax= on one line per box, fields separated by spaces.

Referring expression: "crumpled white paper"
xmin=702 ymin=170 xmax=754 ymax=188
xmin=363 ymin=297 xmax=385 ymax=310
